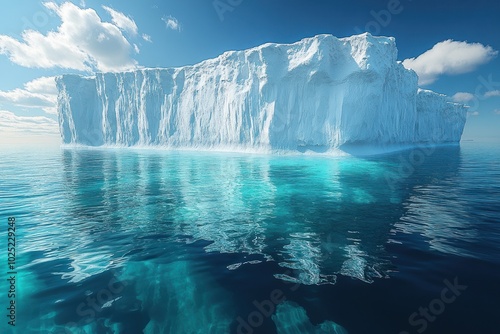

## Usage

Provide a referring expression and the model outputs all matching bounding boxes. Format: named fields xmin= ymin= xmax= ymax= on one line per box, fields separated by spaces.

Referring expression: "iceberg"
xmin=56 ymin=33 xmax=467 ymax=153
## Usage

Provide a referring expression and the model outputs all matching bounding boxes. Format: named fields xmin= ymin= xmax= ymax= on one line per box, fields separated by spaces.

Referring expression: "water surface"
xmin=0 ymin=142 xmax=499 ymax=333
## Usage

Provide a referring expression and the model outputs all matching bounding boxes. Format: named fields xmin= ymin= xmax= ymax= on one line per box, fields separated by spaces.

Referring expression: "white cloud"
xmin=0 ymin=2 xmax=137 ymax=72
xmin=134 ymin=44 xmax=140 ymax=54
xmin=142 ymin=33 xmax=152 ymax=42
xmin=0 ymin=77 xmax=57 ymax=114
xmin=162 ymin=15 xmax=181 ymax=31
xmin=25 ymin=76 xmax=58 ymax=95
xmin=0 ymin=89 xmax=55 ymax=108
xmin=485 ymin=90 xmax=500 ymax=98
xmin=467 ymin=111 xmax=480 ymax=117
xmin=402 ymin=40 xmax=498 ymax=85
xmin=102 ymin=5 xmax=138 ymax=36
xmin=452 ymin=92 xmax=475 ymax=103
xmin=0 ymin=110 xmax=59 ymax=134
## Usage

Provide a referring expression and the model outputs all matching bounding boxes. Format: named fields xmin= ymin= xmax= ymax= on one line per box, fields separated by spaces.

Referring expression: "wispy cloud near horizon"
xmin=0 ymin=77 xmax=57 ymax=114
xmin=0 ymin=110 xmax=59 ymax=135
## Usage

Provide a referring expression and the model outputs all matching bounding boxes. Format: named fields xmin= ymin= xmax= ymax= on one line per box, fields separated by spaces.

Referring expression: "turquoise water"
xmin=0 ymin=142 xmax=499 ymax=333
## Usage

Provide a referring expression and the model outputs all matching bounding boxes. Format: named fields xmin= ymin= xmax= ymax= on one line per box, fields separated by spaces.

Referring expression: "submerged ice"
xmin=272 ymin=302 xmax=348 ymax=334
xmin=57 ymin=33 xmax=467 ymax=152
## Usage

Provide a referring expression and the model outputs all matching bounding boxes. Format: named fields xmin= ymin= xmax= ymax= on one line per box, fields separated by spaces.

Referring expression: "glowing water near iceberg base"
xmin=1 ymin=142 xmax=499 ymax=333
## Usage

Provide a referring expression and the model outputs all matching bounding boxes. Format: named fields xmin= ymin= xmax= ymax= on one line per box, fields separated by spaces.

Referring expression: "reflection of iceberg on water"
xmin=339 ymin=244 xmax=384 ymax=284
xmin=58 ymin=149 xmax=399 ymax=287
xmin=276 ymin=232 xmax=337 ymax=285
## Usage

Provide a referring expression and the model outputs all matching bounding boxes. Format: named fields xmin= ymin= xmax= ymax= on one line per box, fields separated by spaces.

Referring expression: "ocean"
xmin=0 ymin=141 xmax=499 ymax=334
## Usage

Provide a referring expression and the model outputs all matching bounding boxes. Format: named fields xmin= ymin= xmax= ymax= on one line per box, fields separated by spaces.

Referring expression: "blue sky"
xmin=0 ymin=0 xmax=499 ymax=145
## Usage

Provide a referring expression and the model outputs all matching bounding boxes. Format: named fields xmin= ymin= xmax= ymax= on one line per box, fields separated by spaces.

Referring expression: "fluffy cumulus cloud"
xmin=0 ymin=2 xmax=139 ymax=72
xmin=0 ymin=110 xmax=58 ymax=134
xmin=452 ymin=92 xmax=475 ymax=103
xmin=403 ymin=40 xmax=498 ymax=85
xmin=162 ymin=15 xmax=181 ymax=31
xmin=0 ymin=77 xmax=57 ymax=114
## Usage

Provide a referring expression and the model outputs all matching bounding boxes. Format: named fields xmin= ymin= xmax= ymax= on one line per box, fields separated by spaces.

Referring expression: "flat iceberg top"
xmin=57 ymin=33 xmax=467 ymax=153
xmin=75 ymin=33 xmax=397 ymax=75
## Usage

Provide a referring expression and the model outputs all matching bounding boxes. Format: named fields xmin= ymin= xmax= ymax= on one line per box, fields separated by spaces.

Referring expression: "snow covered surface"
xmin=57 ymin=33 xmax=467 ymax=154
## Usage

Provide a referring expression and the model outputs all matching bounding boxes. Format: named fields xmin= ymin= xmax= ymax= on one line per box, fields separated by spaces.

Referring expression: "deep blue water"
xmin=0 ymin=142 xmax=499 ymax=334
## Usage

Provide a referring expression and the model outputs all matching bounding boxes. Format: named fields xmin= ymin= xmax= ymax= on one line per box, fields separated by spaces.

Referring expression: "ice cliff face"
xmin=56 ymin=33 xmax=467 ymax=152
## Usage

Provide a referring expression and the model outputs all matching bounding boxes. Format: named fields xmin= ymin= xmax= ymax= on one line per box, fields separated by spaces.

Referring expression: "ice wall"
xmin=57 ymin=33 xmax=467 ymax=153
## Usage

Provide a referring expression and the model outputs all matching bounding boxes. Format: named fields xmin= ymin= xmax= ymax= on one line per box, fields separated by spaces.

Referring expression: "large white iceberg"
xmin=56 ymin=33 xmax=467 ymax=153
